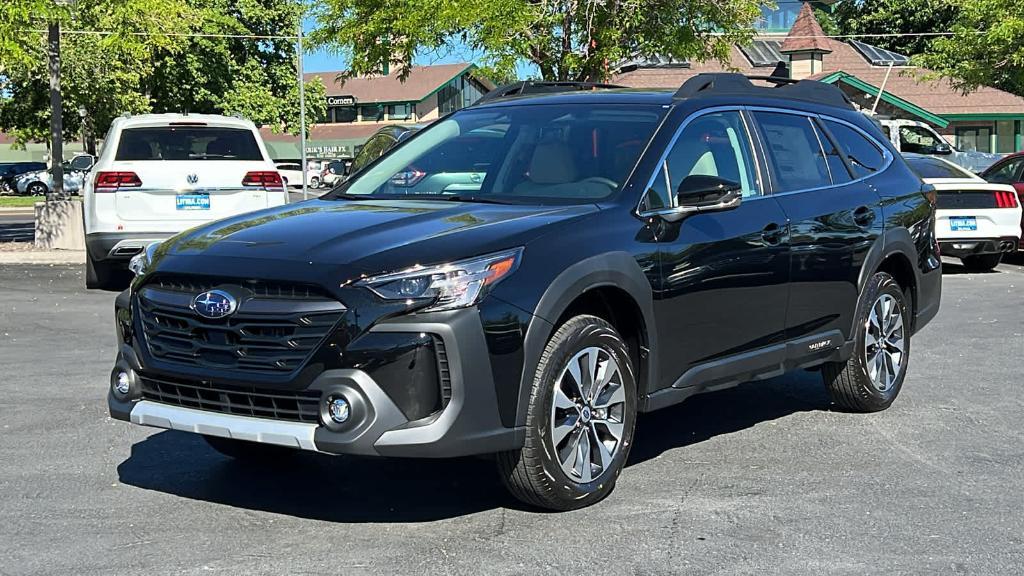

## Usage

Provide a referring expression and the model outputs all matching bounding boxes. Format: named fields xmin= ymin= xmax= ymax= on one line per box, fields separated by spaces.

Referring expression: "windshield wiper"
xmin=443 ymin=195 xmax=508 ymax=204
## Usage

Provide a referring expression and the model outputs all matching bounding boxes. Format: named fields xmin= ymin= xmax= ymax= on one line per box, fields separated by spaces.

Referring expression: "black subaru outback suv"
xmin=109 ymin=74 xmax=941 ymax=510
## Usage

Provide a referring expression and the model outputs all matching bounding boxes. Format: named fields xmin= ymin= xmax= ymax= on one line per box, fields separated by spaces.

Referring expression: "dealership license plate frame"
xmin=949 ymin=216 xmax=977 ymax=232
xmin=176 ymin=194 xmax=211 ymax=211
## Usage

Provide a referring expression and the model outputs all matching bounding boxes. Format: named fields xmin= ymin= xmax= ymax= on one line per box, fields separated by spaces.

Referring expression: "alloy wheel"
xmin=550 ymin=346 xmax=627 ymax=483
xmin=863 ymin=293 xmax=905 ymax=392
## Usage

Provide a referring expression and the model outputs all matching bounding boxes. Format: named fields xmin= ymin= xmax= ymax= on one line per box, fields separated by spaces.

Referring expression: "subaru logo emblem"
xmin=186 ymin=173 xmax=199 ymax=185
xmin=191 ymin=290 xmax=237 ymax=319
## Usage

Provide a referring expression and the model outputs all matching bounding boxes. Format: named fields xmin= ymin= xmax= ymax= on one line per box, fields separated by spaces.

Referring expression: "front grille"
xmin=139 ymin=374 xmax=321 ymax=423
xmin=937 ymin=191 xmax=999 ymax=210
xmin=136 ymin=280 xmax=346 ymax=374
xmin=152 ymin=275 xmax=326 ymax=300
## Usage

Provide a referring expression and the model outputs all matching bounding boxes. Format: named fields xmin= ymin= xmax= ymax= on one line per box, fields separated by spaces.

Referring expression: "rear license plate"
xmin=176 ymin=194 xmax=210 ymax=210
xmin=949 ymin=216 xmax=976 ymax=231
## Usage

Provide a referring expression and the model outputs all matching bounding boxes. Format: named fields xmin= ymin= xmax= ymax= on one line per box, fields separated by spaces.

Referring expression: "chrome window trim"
xmin=742 ymin=106 xmax=893 ymax=198
xmin=635 ymin=106 xmax=767 ymax=218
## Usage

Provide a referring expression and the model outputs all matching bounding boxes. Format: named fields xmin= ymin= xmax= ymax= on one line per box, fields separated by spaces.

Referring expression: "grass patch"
xmin=0 ymin=196 xmax=80 ymax=208
xmin=0 ymin=196 xmax=45 ymax=207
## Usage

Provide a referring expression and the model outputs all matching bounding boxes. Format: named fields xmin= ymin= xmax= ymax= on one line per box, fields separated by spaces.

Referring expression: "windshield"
xmin=327 ymin=104 xmax=666 ymax=203
xmin=905 ymin=157 xmax=975 ymax=180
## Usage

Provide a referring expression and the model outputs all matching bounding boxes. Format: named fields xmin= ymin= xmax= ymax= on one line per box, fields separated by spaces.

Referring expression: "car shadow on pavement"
xmin=116 ymin=370 xmax=829 ymax=521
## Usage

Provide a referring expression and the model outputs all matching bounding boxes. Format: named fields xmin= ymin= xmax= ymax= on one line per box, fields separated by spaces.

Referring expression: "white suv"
xmin=82 ymin=113 xmax=287 ymax=288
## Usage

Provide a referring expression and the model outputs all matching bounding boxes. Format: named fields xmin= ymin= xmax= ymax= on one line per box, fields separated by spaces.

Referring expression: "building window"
xmin=330 ymin=106 xmax=357 ymax=123
xmin=359 ymin=104 xmax=383 ymax=122
xmin=438 ymin=81 xmax=460 ymax=115
xmin=996 ymin=120 xmax=1016 ymax=153
xmin=387 ymin=103 xmax=412 ymax=120
xmin=956 ymin=126 xmax=993 ymax=153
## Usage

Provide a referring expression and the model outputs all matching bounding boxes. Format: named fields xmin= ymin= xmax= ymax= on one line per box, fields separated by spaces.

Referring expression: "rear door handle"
xmin=853 ymin=205 xmax=875 ymax=227
xmin=761 ymin=222 xmax=785 ymax=245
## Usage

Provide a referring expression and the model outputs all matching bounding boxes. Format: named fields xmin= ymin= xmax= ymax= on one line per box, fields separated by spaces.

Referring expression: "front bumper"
xmin=939 ymin=237 xmax=1018 ymax=258
xmin=109 ymin=306 xmax=525 ymax=458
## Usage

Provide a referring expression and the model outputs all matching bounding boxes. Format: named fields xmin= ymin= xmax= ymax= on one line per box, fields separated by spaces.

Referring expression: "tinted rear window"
xmin=115 ymin=127 xmax=263 ymax=161
xmin=905 ymin=157 xmax=974 ymax=180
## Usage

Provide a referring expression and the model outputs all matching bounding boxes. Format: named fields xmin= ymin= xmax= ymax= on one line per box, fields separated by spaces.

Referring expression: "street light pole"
xmin=296 ymin=22 xmax=308 ymax=201
xmin=48 ymin=20 xmax=64 ymax=199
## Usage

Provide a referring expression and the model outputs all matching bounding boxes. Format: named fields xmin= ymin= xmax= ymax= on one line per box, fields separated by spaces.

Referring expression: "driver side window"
xmin=645 ymin=111 xmax=760 ymax=210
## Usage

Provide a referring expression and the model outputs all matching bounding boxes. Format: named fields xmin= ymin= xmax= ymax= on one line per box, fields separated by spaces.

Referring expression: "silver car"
xmin=15 ymin=168 xmax=87 ymax=195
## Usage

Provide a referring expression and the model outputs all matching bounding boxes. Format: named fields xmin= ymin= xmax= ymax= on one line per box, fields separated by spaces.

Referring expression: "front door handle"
xmin=853 ymin=205 xmax=876 ymax=227
xmin=761 ymin=222 xmax=784 ymax=245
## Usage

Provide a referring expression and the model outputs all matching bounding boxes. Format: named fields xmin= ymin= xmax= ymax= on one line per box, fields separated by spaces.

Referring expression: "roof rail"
xmin=473 ymin=81 xmax=625 ymax=105
xmin=673 ymin=73 xmax=853 ymax=109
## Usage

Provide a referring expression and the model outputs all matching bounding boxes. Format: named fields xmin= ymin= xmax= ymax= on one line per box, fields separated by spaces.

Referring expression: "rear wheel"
xmin=27 ymin=182 xmax=47 ymax=196
xmin=822 ymin=272 xmax=910 ymax=412
xmin=85 ymin=254 xmax=117 ymax=290
xmin=961 ymin=253 xmax=1001 ymax=272
xmin=497 ymin=315 xmax=637 ymax=510
xmin=310 ymin=176 xmax=321 ymax=188
xmin=203 ymin=435 xmax=298 ymax=462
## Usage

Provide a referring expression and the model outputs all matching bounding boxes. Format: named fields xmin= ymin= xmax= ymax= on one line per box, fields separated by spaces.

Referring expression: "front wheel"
xmin=961 ymin=253 xmax=1001 ymax=272
xmin=27 ymin=182 xmax=48 ymax=196
xmin=822 ymin=272 xmax=910 ymax=412
xmin=310 ymin=176 xmax=321 ymax=188
xmin=497 ymin=315 xmax=637 ymax=510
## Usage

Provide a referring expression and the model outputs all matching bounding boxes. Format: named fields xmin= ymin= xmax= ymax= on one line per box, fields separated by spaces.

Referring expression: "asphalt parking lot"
xmin=1 ymin=258 xmax=1022 ymax=575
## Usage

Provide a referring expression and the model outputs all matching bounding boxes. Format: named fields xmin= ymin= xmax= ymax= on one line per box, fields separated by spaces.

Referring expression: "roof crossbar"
xmin=673 ymin=72 xmax=854 ymax=109
xmin=474 ymin=81 xmax=625 ymax=105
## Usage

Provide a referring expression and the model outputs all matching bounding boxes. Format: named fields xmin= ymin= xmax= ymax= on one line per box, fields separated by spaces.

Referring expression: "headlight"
xmin=128 ymin=241 xmax=162 ymax=277
xmin=356 ymin=248 xmax=523 ymax=312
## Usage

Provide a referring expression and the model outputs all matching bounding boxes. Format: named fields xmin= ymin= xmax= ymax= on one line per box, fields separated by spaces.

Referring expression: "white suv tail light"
xmin=95 ymin=171 xmax=142 ymax=193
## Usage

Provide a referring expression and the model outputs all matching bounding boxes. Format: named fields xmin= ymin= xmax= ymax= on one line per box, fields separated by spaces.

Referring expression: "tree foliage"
xmin=831 ymin=0 xmax=961 ymax=56
xmin=309 ymin=0 xmax=764 ymax=82
xmin=915 ymin=0 xmax=1024 ymax=97
xmin=0 ymin=0 xmax=323 ymax=148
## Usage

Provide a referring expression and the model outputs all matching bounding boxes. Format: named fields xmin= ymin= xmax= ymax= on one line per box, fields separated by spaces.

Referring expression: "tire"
xmin=822 ymin=272 xmax=910 ymax=413
xmin=85 ymin=254 xmax=116 ymax=290
xmin=497 ymin=315 xmax=637 ymax=511
xmin=310 ymin=176 xmax=321 ymax=188
xmin=27 ymin=182 xmax=47 ymax=196
xmin=961 ymin=253 xmax=1002 ymax=272
xmin=203 ymin=435 xmax=298 ymax=462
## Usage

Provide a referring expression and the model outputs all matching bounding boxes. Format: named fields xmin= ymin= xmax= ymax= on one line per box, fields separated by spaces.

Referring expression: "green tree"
xmin=309 ymin=0 xmax=764 ymax=82
xmin=916 ymin=0 xmax=1024 ymax=97
xmin=831 ymin=0 xmax=961 ymax=56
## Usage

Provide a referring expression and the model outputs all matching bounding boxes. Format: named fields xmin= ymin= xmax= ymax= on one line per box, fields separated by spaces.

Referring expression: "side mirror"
xmin=70 ymin=155 xmax=95 ymax=172
xmin=659 ymin=175 xmax=743 ymax=222
xmin=931 ymin=142 xmax=952 ymax=155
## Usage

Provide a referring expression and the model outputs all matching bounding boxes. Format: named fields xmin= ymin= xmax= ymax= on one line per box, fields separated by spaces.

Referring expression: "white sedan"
xmin=274 ymin=162 xmax=321 ymax=188
xmin=904 ymin=154 xmax=1022 ymax=271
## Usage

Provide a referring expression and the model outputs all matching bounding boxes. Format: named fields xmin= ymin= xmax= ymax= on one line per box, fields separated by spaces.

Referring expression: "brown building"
xmin=261 ymin=63 xmax=494 ymax=159
xmin=613 ymin=2 xmax=1024 ymax=155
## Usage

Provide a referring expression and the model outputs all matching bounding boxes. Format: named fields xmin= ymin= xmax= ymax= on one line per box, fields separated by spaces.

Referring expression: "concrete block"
xmin=34 ymin=200 xmax=85 ymax=251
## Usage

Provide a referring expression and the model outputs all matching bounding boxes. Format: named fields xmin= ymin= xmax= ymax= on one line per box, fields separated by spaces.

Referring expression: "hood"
xmin=157 ymin=198 xmax=598 ymax=281
xmin=951 ymin=150 xmax=1004 ymax=173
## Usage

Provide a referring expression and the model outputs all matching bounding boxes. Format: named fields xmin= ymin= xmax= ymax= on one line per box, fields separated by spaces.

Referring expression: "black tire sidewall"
xmin=529 ymin=317 xmax=637 ymax=505
xmin=851 ymin=273 xmax=911 ymax=408
xmin=28 ymin=183 xmax=46 ymax=196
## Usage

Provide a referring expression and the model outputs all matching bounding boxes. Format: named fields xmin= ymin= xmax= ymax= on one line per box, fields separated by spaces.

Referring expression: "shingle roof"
xmin=779 ymin=2 xmax=832 ymax=54
xmin=304 ymin=63 xmax=477 ymax=104
xmin=612 ymin=37 xmax=1024 ymax=117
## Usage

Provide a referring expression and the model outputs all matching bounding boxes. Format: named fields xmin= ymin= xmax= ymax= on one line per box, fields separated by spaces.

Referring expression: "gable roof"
xmin=304 ymin=63 xmax=484 ymax=104
xmin=779 ymin=3 xmax=832 ymax=54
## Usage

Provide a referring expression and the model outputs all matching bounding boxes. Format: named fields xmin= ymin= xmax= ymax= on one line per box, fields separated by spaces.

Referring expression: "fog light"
xmin=327 ymin=396 xmax=351 ymax=424
xmin=114 ymin=371 xmax=131 ymax=395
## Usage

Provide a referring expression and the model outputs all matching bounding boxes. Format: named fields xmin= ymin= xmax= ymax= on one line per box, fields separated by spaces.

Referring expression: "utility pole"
xmin=48 ymin=20 xmax=64 ymax=199
xmin=296 ymin=22 xmax=308 ymax=201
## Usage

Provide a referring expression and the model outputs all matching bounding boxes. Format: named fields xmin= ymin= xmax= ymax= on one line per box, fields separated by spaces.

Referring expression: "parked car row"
xmin=0 ymin=162 xmax=46 ymax=194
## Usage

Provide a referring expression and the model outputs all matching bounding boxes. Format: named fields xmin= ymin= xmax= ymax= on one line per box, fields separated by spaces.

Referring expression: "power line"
xmin=25 ymin=29 xmax=299 ymax=40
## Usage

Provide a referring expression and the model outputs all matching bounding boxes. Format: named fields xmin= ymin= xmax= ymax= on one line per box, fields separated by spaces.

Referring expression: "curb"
xmin=0 ymin=207 xmax=36 ymax=215
xmin=0 ymin=250 xmax=86 ymax=265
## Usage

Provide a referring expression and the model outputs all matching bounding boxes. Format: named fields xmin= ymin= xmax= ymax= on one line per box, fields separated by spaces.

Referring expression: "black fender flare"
xmin=514 ymin=252 xmax=657 ymax=427
xmin=854 ymin=226 xmax=921 ymax=336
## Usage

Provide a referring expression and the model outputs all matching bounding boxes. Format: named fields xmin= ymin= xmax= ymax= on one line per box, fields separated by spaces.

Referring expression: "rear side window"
xmin=811 ymin=120 xmax=851 ymax=185
xmin=115 ymin=127 xmax=263 ymax=161
xmin=823 ymin=120 xmax=886 ymax=178
xmin=985 ymin=158 xmax=1024 ymax=184
xmin=753 ymin=112 xmax=832 ymax=192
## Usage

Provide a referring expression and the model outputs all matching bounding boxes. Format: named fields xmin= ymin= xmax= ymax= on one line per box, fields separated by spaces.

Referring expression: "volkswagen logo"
xmin=186 ymin=173 xmax=199 ymax=185
xmin=191 ymin=290 xmax=237 ymax=319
